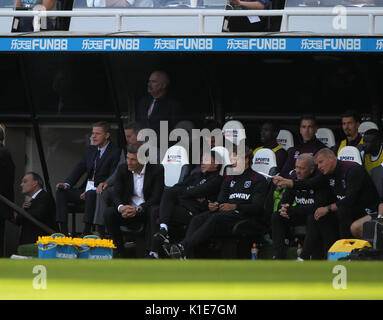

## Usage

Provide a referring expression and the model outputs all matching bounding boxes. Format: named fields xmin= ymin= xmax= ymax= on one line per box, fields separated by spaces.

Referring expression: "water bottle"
xmin=297 ymin=243 xmax=303 ymax=258
xmin=264 ymin=234 xmax=272 ymax=245
xmin=251 ymin=243 xmax=259 ymax=260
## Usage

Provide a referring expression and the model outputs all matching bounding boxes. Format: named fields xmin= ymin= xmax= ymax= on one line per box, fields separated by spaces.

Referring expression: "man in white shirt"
xmin=104 ymin=143 xmax=164 ymax=258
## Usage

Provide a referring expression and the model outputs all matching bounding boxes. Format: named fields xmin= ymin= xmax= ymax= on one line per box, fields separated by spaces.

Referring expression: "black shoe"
xmin=162 ymin=242 xmax=171 ymax=257
xmin=169 ymin=243 xmax=186 ymax=260
xmin=153 ymin=228 xmax=169 ymax=245
xmin=145 ymin=253 xmax=158 ymax=259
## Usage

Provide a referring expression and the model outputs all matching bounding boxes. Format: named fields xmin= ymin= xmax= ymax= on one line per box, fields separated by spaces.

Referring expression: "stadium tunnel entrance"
xmin=0 ymin=51 xmax=382 ymax=255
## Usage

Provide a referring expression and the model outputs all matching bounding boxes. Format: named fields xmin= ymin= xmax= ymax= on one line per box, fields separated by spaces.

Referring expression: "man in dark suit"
xmin=17 ymin=172 xmax=57 ymax=245
xmin=136 ymin=70 xmax=182 ymax=136
xmin=0 ymin=127 xmax=15 ymax=257
xmin=55 ymin=122 xmax=121 ymax=235
xmin=104 ymin=143 xmax=164 ymax=257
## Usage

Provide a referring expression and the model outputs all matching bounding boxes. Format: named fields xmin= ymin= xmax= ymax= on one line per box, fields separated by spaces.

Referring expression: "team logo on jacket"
xmin=244 ymin=181 xmax=251 ymax=188
xmin=229 ymin=193 xmax=250 ymax=200
xmin=329 ymin=179 xmax=335 ymax=187
xmin=230 ymin=180 xmax=236 ymax=188
xmin=341 ymin=179 xmax=346 ymax=189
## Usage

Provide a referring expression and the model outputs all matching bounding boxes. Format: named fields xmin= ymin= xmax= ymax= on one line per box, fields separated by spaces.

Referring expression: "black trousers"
xmin=336 ymin=206 xmax=367 ymax=239
xmin=302 ymin=213 xmax=339 ymax=260
xmin=159 ymin=188 xmax=194 ymax=230
xmin=271 ymin=211 xmax=308 ymax=259
xmin=149 ymin=188 xmax=193 ymax=252
xmin=104 ymin=206 xmax=147 ymax=254
xmin=180 ymin=210 xmax=245 ymax=258
xmin=56 ymin=188 xmax=97 ymax=226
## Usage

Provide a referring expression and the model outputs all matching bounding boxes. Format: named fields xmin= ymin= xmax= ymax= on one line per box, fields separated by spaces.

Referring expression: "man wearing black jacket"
xmin=18 ymin=172 xmax=57 ymax=245
xmin=0 ymin=127 xmax=15 ymax=257
xmin=273 ymin=148 xmax=380 ymax=239
xmin=170 ymin=146 xmax=268 ymax=259
xmin=280 ymin=114 xmax=326 ymax=178
xmin=136 ymin=71 xmax=182 ymax=135
xmin=147 ymin=151 xmax=223 ymax=259
xmin=272 ymin=153 xmax=336 ymax=259
xmin=104 ymin=143 xmax=164 ymax=257
xmin=55 ymin=122 xmax=121 ymax=235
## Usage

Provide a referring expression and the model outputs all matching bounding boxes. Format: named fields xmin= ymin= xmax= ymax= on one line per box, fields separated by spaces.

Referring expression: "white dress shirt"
xmin=31 ymin=188 xmax=43 ymax=200
xmin=118 ymin=164 xmax=146 ymax=213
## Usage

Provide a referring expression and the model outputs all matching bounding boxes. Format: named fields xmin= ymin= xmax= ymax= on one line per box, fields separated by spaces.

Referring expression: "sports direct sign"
xmin=167 ymin=154 xmax=182 ymax=163
xmin=253 ymin=157 xmax=270 ymax=165
xmin=339 ymin=156 xmax=356 ymax=162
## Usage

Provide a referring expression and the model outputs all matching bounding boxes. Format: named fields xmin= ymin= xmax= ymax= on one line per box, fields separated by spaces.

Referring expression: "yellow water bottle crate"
xmin=328 ymin=239 xmax=371 ymax=261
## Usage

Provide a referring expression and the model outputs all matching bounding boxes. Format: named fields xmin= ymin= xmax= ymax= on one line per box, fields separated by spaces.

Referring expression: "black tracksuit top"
xmin=218 ymin=167 xmax=268 ymax=217
xmin=294 ymin=161 xmax=380 ymax=212
xmin=176 ymin=169 xmax=223 ymax=214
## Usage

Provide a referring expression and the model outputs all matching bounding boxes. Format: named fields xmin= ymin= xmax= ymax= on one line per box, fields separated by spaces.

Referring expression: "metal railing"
xmin=2 ymin=8 xmax=383 ymax=34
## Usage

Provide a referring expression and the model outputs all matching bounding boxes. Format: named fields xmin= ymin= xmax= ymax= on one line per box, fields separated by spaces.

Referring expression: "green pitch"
xmin=0 ymin=259 xmax=382 ymax=300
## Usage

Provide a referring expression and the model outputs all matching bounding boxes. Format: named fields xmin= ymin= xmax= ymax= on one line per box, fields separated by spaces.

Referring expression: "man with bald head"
xmin=272 ymin=153 xmax=329 ymax=259
xmin=273 ymin=148 xmax=380 ymax=240
xmin=136 ymin=71 xmax=182 ymax=136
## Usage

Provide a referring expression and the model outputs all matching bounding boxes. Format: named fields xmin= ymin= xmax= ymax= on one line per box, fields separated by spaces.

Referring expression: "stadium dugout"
xmin=0 ymin=0 xmax=382 ymax=259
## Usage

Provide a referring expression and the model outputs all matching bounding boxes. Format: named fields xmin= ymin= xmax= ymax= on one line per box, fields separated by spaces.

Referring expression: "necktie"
xmin=92 ymin=149 xmax=101 ymax=179
xmin=147 ymin=99 xmax=156 ymax=118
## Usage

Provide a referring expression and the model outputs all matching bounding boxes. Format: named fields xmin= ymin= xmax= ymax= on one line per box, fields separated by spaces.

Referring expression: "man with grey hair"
xmin=273 ymin=147 xmax=380 ymax=242
xmin=136 ymin=70 xmax=182 ymax=136
xmin=272 ymin=153 xmax=330 ymax=259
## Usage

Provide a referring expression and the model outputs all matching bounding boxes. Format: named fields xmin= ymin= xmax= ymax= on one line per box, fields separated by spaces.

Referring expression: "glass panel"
xmin=285 ymin=0 xmax=378 ymax=7
xmin=39 ymin=123 xmax=120 ymax=194
xmin=23 ymin=54 xmax=115 ymax=115
xmin=107 ymin=53 xmax=213 ymax=127
xmin=2 ymin=123 xmax=42 ymax=206
xmin=73 ymin=0 xmax=226 ymax=8
xmin=1 ymin=0 xmax=15 ymax=8
xmin=0 ymin=55 xmax=29 ymax=114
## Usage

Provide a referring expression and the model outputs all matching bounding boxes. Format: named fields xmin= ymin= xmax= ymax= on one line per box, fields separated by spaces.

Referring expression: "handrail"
xmin=3 ymin=8 xmax=383 ymax=33
xmin=0 ymin=194 xmax=56 ymax=235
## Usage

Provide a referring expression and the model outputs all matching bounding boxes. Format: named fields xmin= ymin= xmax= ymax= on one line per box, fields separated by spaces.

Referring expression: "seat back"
xmin=276 ymin=129 xmax=294 ymax=150
xmin=222 ymin=120 xmax=246 ymax=145
xmin=337 ymin=146 xmax=362 ymax=165
xmin=316 ymin=128 xmax=336 ymax=148
xmin=161 ymin=145 xmax=190 ymax=187
xmin=251 ymin=148 xmax=278 ymax=178
xmin=359 ymin=121 xmax=379 ymax=135
xmin=211 ymin=146 xmax=232 ymax=176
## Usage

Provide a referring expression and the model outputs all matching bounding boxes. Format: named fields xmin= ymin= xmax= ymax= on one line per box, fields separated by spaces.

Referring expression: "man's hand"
xmin=208 ymin=202 xmax=219 ymax=212
xmin=80 ymin=192 xmax=85 ymax=200
xmin=219 ymin=203 xmax=237 ymax=212
xmin=229 ymin=0 xmax=241 ymax=6
xmin=56 ymin=183 xmax=68 ymax=191
xmin=22 ymin=201 xmax=32 ymax=209
xmin=314 ymin=206 xmax=329 ymax=220
xmin=196 ymin=197 xmax=205 ymax=203
xmin=121 ymin=205 xmax=137 ymax=218
xmin=96 ymin=182 xmax=108 ymax=194
xmin=272 ymin=176 xmax=293 ymax=188
xmin=378 ymin=203 xmax=383 ymax=216
xmin=279 ymin=203 xmax=290 ymax=219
